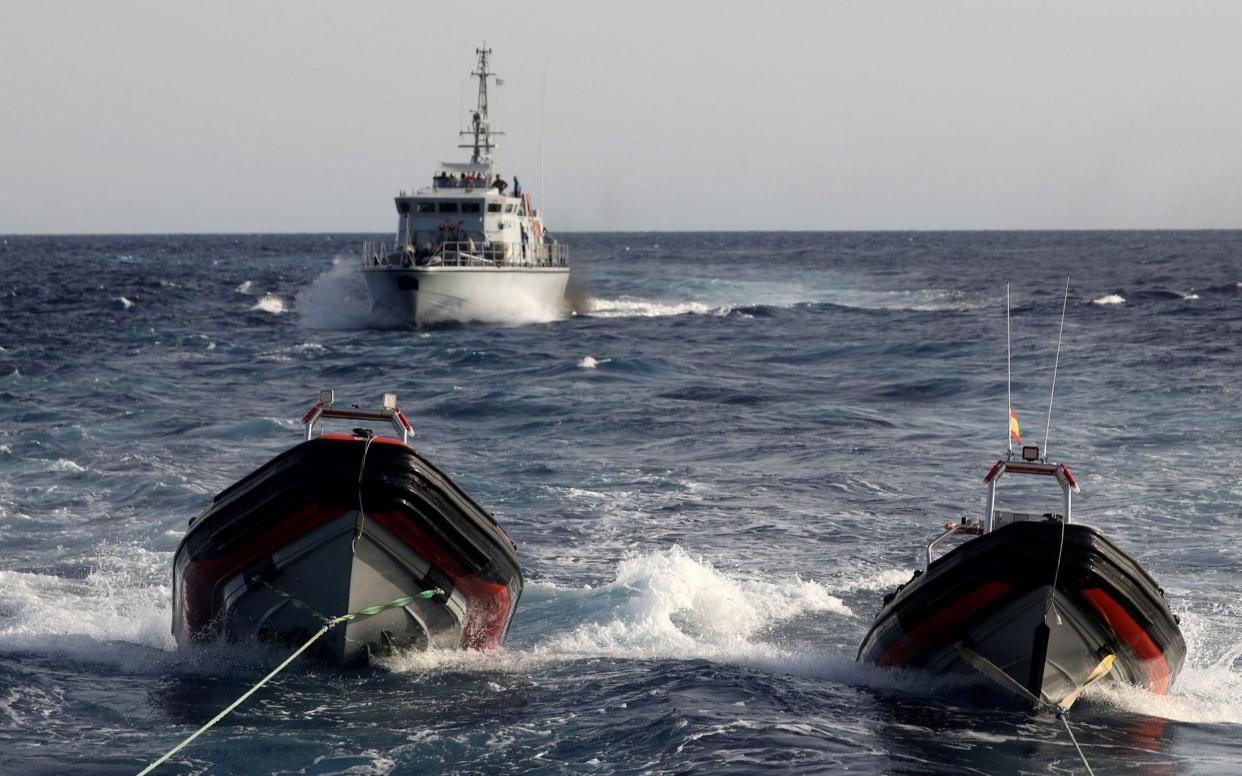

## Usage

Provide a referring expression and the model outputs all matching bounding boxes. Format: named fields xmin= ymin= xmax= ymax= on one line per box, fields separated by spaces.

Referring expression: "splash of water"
xmin=296 ymin=257 xmax=374 ymax=330
xmin=0 ymin=543 xmax=175 ymax=663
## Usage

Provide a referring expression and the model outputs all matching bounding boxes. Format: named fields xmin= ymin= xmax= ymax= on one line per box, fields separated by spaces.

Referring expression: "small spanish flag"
xmin=1009 ymin=410 xmax=1022 ymax=445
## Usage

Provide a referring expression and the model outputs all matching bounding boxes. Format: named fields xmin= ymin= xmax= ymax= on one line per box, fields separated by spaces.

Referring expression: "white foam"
xmin=251 ymin=294 xmax=286 ymax=314
xmin=296 ymin=257 xmax=374 ymax=330
xmin=235 ymin=280 xmax=254 ymax=294
xmin=1092 ymin=294 xmax=1126 ymax=305
xmin=1088 ymin=666 xmax=1242 ymax=725
xmin=577 ymin=356 xmax=611 ymax=369
xmin=0 ymin=544 xmax=175 ymax=661
xmin=0 ymin=685 xmax=67 ymax=729
xmin=114 ymin=296 xmax=134 ymax=310
xmin=47 ymin=458 xmax=86 ymax=473
xmin=1181 ymin=292 xmax=1200 ymax=300
xmin=834 ymin=567 xmax=915 ymax=594
xmin=390 ymin=547 xmax=851 ymax=678
xmin=581 ymin=297 xmax=719 ymax=319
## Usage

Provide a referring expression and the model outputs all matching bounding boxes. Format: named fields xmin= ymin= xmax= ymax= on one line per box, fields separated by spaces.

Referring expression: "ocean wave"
xmin=26 ymin=458 xmax=87 ymax=474
xmin=1199 ymin=281 xmax=1242 ymax=296
xmin=0 ymin=545 xmax=175 ymax=662
xmin=874 ymin=377 xmax=967 ymax=401
xmin=1092 ymin=294 xmax=1126 ymax=305
xmin=578 ymin=297 xmax=721 ymax=319
xmin=385 ymin=547 xmax=851 ymax=676
xmin=251 ymin=293 xmax=286 ymax=314
xmin=824 ymin=289 xmax=980 ymax=313
xmin=183 ymin=416 xmax=298 ymax=439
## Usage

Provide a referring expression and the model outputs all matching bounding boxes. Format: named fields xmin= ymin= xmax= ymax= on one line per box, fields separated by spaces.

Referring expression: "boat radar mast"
xmin=459 ymin=47 xmax=503 ymax=166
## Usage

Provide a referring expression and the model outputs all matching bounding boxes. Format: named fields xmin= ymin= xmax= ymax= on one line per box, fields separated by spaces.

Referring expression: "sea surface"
xmin=1 ymin=231 xmax=1240 ymax=775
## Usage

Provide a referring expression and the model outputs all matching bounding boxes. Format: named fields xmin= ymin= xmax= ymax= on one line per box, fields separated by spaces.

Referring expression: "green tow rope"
xmin=136 ymin=588 xmax=442 ymax=776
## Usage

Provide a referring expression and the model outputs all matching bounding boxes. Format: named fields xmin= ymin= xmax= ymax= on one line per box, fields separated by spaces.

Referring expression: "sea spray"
xmin=296 ymin=257 xmax=374 ymax=330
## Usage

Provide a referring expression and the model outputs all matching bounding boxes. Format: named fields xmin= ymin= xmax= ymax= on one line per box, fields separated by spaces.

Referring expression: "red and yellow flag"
xmin=1009 ymin=410 xmax=1022 ymax=445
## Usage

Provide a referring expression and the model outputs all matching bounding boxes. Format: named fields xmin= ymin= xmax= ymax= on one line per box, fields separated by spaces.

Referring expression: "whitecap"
xmin=113 ymin=296 xmax=134 ymax=310
xmin=235 ymin=280 xmax=254 ymax=294
xmin=35 ymin=458 xmax=86 ymax=473
xmin=582 ymin=297 xmax=716 ymax=319
xmin=834 ymin=567 xmax=916 ymax=594
xmin=1092 ymin=294 xmax=1126 ymax=305
xmin=251 ymin=294 xmax=286 ymax=314
xmin=577 ymin=356 xmax=611 ymax=369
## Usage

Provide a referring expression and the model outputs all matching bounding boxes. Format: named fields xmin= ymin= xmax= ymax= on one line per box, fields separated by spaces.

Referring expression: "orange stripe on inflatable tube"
xmin=182 ymin=504 xmax=346 ymax=634
xmin=878 ymin=581 xmax=1012 ymax=667
xmin=371 ymin=511 xmax=513 ymax=649
xmin=1081 ymin=587 xmax=1171 ymax=693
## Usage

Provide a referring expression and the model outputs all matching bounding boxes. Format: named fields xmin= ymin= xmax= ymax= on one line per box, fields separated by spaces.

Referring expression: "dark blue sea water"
xmin=1 ymin=231 xmax=1240 ymax=775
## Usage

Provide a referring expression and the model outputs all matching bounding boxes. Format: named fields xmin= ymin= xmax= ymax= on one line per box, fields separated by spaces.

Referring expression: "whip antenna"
xmin=1006 ymin=284 xmax=1014 ymax=455
xmin=539 ymin=58 xmax=548 ymax=220
xmin=1043 ymin=277 xmax=1071 ymax=457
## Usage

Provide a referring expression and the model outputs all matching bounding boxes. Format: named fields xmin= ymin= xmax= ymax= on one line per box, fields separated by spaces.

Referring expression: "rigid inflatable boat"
xmin=857 ymin=447 xmax=1185 ymax=708
xmin=172 ymin=391 xmax=522 ymax=665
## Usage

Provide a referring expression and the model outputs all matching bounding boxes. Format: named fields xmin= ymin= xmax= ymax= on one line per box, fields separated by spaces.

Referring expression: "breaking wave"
xmin=579 ymin=298 xmax=723 ymax=318
xmin=0 ymin=544 xmax=175 ymax=667
xmin=384 ymin=547 xmax=853 ymax=676
xmin=1092 ymin=294 xmax=1126 ymax=305
xmin=251 ymin=294 xmax=287 ymax=314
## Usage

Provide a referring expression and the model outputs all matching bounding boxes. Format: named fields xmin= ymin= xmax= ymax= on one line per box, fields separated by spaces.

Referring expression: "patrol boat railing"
xmin=361 ymin=241 xmax=569 ymax=269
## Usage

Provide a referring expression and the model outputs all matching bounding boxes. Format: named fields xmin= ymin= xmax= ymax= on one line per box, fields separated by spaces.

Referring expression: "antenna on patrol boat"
xmin=1006 ymin=284 xmax=1014 ymax=457
xmin=1043 ymin=277 xmax=1071 ymax=458
xmin=539 ymin=57 xmax=549 ymax=221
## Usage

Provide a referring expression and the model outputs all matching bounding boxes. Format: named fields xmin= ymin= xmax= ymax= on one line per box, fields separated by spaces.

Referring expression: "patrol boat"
xmin=172 ymin=391 xmax=523 ymax=665
xmin=361 ymin=47 xmax=569 ymax=326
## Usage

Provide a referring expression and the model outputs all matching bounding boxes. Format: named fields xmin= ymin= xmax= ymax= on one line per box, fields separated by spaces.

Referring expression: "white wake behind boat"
xmin=361 ymin=47 xmax=569 ymax=327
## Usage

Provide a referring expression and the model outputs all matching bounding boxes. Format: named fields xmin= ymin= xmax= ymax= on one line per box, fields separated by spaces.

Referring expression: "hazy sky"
xmin=3 ymin=1 xmax=1241 ymax=233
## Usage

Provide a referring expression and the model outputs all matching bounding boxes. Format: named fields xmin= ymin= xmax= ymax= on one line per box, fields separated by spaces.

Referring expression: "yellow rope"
xmin=136 ymin=589 xmax=439 ymax=775
xmin=135 ymin=624 xmax=331 ymax=776
xmin=1058 ymin=710 xmax=1096 ymax=776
